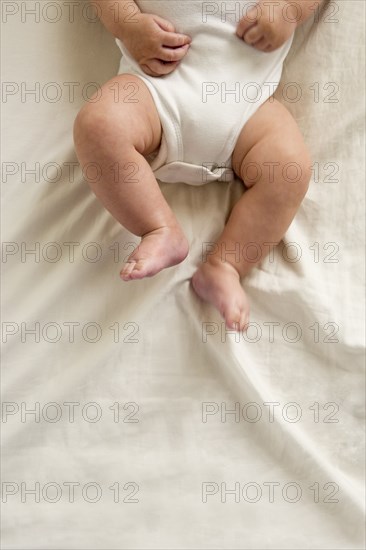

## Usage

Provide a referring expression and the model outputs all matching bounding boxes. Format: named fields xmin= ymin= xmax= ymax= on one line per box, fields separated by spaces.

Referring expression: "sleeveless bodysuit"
xmin=115 ymin=1 xmax=293 ymax=185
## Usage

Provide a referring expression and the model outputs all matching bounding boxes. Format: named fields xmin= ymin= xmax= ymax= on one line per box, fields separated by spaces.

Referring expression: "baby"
xmin=74 ymin=0 xmax=325 ymax=331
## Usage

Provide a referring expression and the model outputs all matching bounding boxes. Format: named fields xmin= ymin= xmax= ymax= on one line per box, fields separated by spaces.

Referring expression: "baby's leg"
xmin=73 ymin=74 xmax=189 ymax=280
xmin=192 ymin=98 xmax=311 ymax=331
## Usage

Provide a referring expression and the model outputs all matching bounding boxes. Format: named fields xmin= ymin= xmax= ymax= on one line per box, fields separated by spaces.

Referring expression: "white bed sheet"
xmin=1 ymin=1 xmax=365 ymax=548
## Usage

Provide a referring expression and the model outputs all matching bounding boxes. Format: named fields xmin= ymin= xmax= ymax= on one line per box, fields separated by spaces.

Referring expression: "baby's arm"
xmin=237 ymin=0 xmax=326 ymax=51
xmin=93 ymin=0 xmax=191 ymax=76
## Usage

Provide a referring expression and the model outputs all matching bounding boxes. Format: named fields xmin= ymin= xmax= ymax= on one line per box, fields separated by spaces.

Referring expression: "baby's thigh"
xmin=74 ymin=74 xmax=162 ymax=156
xmin=232 ymin=97 xmax=312 ymax=187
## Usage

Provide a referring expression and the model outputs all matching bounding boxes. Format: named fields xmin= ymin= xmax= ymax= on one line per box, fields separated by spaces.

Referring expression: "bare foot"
xmin=191 ymin=258 xmax=250 ymax=331
xmin=120 ymin=225 xmax=189 ymax=281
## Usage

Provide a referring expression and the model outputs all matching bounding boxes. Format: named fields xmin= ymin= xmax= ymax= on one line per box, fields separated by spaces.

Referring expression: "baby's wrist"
xmin=283 ymin=0 xmax=323 ymax=28
xmin=285 ymin=1 xmax=301 ymax=27
xmin=116 ymin=7 xmax=144 ymax=41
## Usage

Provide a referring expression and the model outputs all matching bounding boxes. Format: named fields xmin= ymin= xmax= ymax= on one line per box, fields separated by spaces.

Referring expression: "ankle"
xmin=202 ymin=255 xmax=241 ymax=278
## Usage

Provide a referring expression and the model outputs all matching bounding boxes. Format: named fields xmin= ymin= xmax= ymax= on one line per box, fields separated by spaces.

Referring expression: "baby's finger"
xmin=236 ymin=8 xmax=260 ymax=38
xmin=148 ymin=58 xmax=179 ymax=75
xmin=251 ymin=37 xmax=271 ymax=51
xmin=152 ymin=14 xmax=191 ymax=47
xmin=244 ymin=26 xmax=264 ymax=45
xmin=162 ymin=31 xmax=192 ymax=48
xmin=159 ymin=43 xmax=190 ymax=62
xmin=140 ymin=63 xmax=160 ymax=77
xmin=152 ymin=14 xmax=176 ymax=33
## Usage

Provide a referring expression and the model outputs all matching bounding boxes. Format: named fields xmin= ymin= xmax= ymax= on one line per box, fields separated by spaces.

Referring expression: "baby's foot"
xmin=191 ymin=258 xmax=250 ymax=331
xmin=120 ymin=225 xmax=189 ymax=281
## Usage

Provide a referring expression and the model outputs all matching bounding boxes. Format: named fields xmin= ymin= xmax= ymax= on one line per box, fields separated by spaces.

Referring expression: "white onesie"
xmin=115 ymin=1 xmax=293 ymax=185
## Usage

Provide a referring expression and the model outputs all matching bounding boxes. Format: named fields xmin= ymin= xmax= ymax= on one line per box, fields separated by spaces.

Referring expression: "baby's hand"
xmin=236 ymin=0 xmax=298 ymax=52
xmin=120 ymin=13 xmax=192 ymax=76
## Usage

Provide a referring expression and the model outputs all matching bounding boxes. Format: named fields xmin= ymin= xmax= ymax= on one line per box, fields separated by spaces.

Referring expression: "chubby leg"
xmin=192 ymin=98 xmax=311 ymax=330
xmin=73 ymin=74 xmax=189 ymax=280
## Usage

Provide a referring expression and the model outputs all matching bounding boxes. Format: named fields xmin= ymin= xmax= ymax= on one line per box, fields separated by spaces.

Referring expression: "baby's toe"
xmin=128 ymin=259 xmax=148 ymax=280
xmin=240 ymin=312 xmax=250 ymax=333
xmin=225 ymin=307 xmax=242 ymax=331
xmin=226 ymin=303 xmax=249 ymax=332
xmin=120 ymin=261 xmax=137 ymax=280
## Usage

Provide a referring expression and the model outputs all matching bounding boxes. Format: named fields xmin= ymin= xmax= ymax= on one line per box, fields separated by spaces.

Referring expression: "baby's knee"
xmin=73 ymin=101 xmax=133 ymax=152
xmin=73 ymin=103 xmax=109 ymax=144
xmin=73 ymin=103 xmax=103 ymax=148
xmin=286 ymin=146 xmax=311 ymax=199
xmin=270 ymin=140 xmax=312 ymax=203
xmin=241 ymin=138 xmax=311 ymax=199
